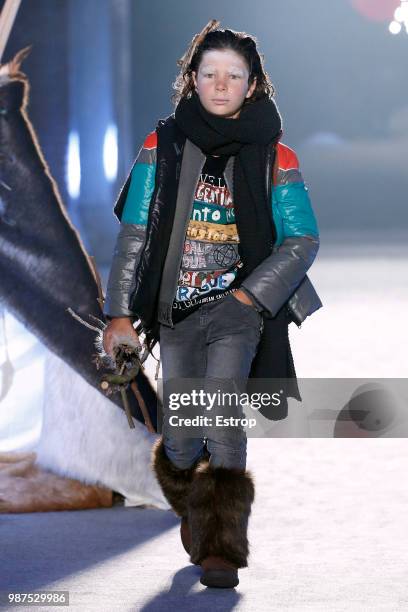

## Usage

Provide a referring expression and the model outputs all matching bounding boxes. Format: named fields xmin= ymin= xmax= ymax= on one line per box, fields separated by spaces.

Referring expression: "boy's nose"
xmin=215 ymin=77 xmax=228 ymax=90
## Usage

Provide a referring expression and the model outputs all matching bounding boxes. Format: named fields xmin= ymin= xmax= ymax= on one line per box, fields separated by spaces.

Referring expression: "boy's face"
xmin=192 ymin=49 xmax=257 ymax=119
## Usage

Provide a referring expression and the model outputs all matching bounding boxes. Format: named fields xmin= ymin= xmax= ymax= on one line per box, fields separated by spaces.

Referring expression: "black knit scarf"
xmin=175 ymin=90 xmax=283 ymax=280
xmin=174 ymin=92 xmax=302 ymax=409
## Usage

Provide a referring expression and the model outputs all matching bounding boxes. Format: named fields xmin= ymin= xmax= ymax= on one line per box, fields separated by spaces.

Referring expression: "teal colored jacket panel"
xmin=272 ymin=182 xmax=319 ymax=248
xmin=121 ymin=162 xmax=156 ymax=225
xmin=120 ymin=140 xmax=319 ymax=247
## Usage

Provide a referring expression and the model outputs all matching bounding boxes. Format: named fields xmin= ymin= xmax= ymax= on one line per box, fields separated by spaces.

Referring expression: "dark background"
xmin=2 ymin=0 xmax=407 ymax=264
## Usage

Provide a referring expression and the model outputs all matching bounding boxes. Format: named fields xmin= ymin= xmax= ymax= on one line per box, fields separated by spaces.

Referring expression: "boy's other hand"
xmin=231 ymin=289 xmax=256 ymax=308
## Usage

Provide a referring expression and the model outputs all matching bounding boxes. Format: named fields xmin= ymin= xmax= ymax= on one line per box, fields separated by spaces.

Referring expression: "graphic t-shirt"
xmin=171 ymin=154 xmax=243 ymax=324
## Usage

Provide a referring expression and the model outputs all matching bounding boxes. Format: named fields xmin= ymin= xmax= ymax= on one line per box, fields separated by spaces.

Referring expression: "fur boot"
xmin=187 ymin=461 xmax=255 ymax=588
xmin=150 ymin=436 xmax=209 ymax=556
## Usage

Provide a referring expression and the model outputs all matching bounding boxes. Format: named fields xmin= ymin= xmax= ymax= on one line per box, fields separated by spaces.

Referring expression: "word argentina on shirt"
xmin=171 ymin=154 xmax=243 ymax=323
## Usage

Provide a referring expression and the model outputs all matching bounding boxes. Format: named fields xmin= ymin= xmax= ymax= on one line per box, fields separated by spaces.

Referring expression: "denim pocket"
xmin=228 ymin=292 xmax=261 ymax=316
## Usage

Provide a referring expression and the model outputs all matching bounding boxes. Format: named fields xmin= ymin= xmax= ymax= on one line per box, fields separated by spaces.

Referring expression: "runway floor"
xmin=1 ymin=438 xmax=408 ymax=611
xmin=1 ymin=237 xmax=407 ymax=610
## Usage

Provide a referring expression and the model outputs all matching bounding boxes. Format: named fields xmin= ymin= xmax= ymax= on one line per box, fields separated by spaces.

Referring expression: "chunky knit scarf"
xmin=175 ymin=90 xmax=283 ymax=280
xmin=175 ymin=92 xmax=302 ymax=410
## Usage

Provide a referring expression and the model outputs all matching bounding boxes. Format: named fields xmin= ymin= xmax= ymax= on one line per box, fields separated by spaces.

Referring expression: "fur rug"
xmin=34 ymin=350 xmax=169 ymax=510
xmin=0 ymin=73 xmax=169 ymax=513
xmin=0 ymin=72 xmax=169 ymax=513
xmin=0 ymin=75 xmax=158 ymax=429
xmin=0 ymin=451 xmax=112 ymax=513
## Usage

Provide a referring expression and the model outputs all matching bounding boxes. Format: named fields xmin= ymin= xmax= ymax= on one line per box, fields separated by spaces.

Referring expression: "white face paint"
xmin=192 ymin=48 xmax=257 ymax=119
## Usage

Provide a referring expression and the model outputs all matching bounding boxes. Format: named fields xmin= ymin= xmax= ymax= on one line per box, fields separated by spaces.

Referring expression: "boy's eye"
xmin=203 ymin=73 xmax=241 ymax=79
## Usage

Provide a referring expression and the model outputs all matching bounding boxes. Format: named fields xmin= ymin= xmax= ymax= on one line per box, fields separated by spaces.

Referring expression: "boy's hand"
xmin=231 ymin=289 xmax=256 ymax=308
xmin=103 ymin=317 xmax=142 ymax=359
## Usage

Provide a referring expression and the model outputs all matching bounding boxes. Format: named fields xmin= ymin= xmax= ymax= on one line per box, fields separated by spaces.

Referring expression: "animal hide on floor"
xmin=35 ymin=349 xmax=169 ymax=511
xmin=0 ymin=451 xmax=113 ymax=513
xmin=0 ymin=70 xmax=168 ymax=513
xmin=0 ymin=74 xmax=158 ymax=430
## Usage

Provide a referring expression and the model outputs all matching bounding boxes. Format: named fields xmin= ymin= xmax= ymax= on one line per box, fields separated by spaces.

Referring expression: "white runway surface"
xmin=288 ymin=236 xmax=408 ymax=379
xmin=1 ymin=238 xmax=407 ymax=610
xmin=2 ymin=438 xmax=408 ymax=611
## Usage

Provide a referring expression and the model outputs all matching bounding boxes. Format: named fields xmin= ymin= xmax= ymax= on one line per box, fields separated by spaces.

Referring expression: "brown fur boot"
xmin=187 ymin=461 xmax=255 ymax=588
xmin=150 ymin=436 xmax=209 ymax=558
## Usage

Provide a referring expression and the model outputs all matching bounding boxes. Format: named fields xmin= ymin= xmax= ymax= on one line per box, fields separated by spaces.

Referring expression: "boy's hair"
xmin=172 ymin=19 xmax=275 ymax=108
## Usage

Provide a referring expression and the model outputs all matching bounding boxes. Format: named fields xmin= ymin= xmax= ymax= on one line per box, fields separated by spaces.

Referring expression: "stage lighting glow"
xmin=394 ymin=6 xmax=403 ymax=20
xmin=103 ymin=123 xmax=118 ymax=182
xmin=350 ymin=0 xmax=400 ymax=22
xmin=389 ymin=20 xmax=402 ymax=33
xmin=389 ymin=0 xmax=408 ymax=34
xmin=394 ymin=2 xmax=408 ymax=20
xmin=67 ymin=131 xmax=81 ymax=199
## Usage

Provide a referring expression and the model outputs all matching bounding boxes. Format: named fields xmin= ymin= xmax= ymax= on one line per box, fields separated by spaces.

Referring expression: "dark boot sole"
xmin=200 ymin=569 xmax=239 ymax=588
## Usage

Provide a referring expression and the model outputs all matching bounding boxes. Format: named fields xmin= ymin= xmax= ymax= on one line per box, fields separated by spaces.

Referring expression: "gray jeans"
xmin=159 ymin=293 xmax=263 ymax=470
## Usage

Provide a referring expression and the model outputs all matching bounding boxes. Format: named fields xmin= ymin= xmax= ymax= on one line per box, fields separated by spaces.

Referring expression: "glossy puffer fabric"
xmin=104 ymin=223 xmax=147 ymax=317
xmin=120 ymin=140 xmax=157 ymax=226
xmin=240 ymin=235 xmax=320 ymax=319
xmin=104 ymin=134 xmax=157 ymax=318
xmin=103 ymin=130 xmax=322 ymax=327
